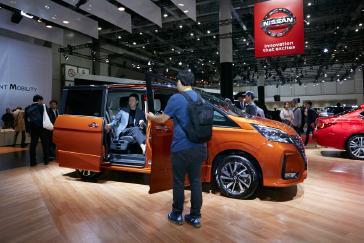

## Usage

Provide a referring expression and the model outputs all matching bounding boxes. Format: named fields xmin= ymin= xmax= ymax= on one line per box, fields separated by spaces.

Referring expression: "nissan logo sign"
xmin=260 ymin=8 xmax=296 ymax=37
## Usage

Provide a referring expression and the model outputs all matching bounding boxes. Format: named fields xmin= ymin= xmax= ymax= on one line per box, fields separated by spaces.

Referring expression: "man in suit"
xmin=106 ymin=94 xmax=146 ymax=154
xmin=234 ymin=92 xmax=246 ymax=110
xmin=24 ymin=95 xmax=49 ymax=166
xmin=304 ymin=101 xmax=318 ymax=146
xmin=244 ymin=91 xmax=258 ymax=116
xmin=48 ymin=100 xmax=59 ymax=159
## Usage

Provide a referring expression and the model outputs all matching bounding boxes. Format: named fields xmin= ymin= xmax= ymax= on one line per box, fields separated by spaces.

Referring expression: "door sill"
xmin=109 ymin=153 xmax=145 ymax=168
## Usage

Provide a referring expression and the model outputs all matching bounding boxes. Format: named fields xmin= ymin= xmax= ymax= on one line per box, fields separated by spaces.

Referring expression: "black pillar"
xmin=221 ymin=63 xmax=233 ymax=99
xmin=219 ymin=0 xmax=233 ymax=100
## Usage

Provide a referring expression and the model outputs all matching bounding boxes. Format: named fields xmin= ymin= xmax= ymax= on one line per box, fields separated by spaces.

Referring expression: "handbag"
xmin=43 ymin=104 xmax=54 ymax=131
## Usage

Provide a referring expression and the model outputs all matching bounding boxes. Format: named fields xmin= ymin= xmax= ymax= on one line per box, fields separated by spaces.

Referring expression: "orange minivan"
xmin=54 ymin=74 xmax=307 ymax=199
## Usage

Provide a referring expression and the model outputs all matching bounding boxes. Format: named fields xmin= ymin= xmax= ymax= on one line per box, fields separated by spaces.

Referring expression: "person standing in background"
xmin=234 ymin=92 xmax=246 ymax=110
xmin=244 ymin=91 xmax=258 ymax=116
xmin=48 ymin=100 xmax=59 ymax=159
xmin=291 ymin=100 xmax=302 ymax=135
xmin=2 ymin=108 xmax=14 ymax=129
xmin=25 ymin=95 xmax=50 ymax=166
xmin=280 ymin=102 xmax=294 ymax=126
xmin=12 ymin=107 xmax=26 ymax=147
xmin=254 ymin=100 xmax=265 ymax=118
xmin=304 ymin=101 xmax=318 ymax=146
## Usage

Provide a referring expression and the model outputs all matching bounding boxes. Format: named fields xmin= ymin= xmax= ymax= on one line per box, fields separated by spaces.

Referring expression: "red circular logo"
xmin=260 ymin=8 xmax=296 ymax=37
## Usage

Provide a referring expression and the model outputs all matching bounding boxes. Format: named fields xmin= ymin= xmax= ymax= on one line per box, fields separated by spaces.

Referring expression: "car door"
xmin=54 ymin=86 xmax=106 ymax=172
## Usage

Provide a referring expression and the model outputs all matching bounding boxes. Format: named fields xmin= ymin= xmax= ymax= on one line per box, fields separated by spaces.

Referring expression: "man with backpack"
xmin=147 ymin=70 xmax=212 ymax=228
xmin=24 ymin=95 xmax=50 ymax=166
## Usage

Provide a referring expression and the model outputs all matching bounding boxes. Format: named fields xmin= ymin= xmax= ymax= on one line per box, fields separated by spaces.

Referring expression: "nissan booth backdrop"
xmin=254 ymin=0 xmax=304 ymax=58
xmin=0 ymin=35 xmax=52 ymax=116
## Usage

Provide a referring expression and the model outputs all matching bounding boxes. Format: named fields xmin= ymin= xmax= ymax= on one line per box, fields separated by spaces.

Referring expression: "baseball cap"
xmin=245 ymin=91 xmax=255 ymax=99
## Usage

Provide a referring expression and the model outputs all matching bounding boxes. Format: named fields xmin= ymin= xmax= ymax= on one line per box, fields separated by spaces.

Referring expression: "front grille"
xmin=291 ymin=135 xmax=308 ymax=169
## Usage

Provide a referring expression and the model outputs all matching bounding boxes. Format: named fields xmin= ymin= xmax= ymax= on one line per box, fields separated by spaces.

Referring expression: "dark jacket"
xmin=305 ymin=108 xmax=318 ymax=126
xmin=24 ymin=103 xmax=44 ymax=132
xmin=48 ymin=108 xmax=59 ymax=125
xmin=234 ymin=101 xmax=245 ymax=110
xmin=122 ymin=107 xmax=146 ymax=127
xmin=1 ymin=113 xmax=14 ymax=129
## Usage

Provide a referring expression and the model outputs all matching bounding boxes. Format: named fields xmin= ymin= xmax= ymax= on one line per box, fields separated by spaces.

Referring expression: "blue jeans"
xmin=171 ymin=146 xmax=207 ymax=217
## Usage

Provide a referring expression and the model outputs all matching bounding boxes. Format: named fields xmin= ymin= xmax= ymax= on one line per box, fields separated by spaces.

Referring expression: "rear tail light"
xmin=317 ymin=121 xmax=336 ymax=129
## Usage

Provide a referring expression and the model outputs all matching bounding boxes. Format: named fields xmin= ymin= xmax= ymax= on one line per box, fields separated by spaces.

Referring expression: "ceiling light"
xmin=142 ymin=46 xmax=145 ymax=49
xmin=46 ymin=25 xmax=52 ymax=29
xmin=337 ymin=74 xmax=340 ymax=77
xmin=216 ymin=51 xmax=219 ymax=55
xmin=154 ymin=29 xmax=158 ymax=33
xmin=197 ymin=21 xmax=201 ymax=25
xmin=98 ymin=27 xmax=102 ymax=31
xmin=20 ymin=11 xmax=33 ymax=19
xmin=336 ymin=26 xmax=340 ymax=29
xmin=323 ymin=48 xmax=329 ymax=53
xmin=179 ymin=25 xmax=183 ymax=29
xmin=44 ymin=5 xmax=50 ymax=10
xmin=133 ymin=42 xmax=136 ymax=45
xmin=179 ymin=61 xmax=182 ymax=66
xmin=197 ymin=38 xmax=200 ymax=41
xmin=307 ymin=14 xmax=311 ymax=19
xmin=169 ymin=57 xmax=172 ymax=60
xmin=118 ymin=36 xmax=121 ymax=39
xmin=307 ymin=2 xmax=312 ymax=6
xmin=306 ymin=21 xmax=310 ymax=26
xmin=118 ymin=7 xmax=125 ymax=11
xmin=105 ymin=59 xmax=109 ymax=63
xmin=207 ymin=30 xmax=211 ymax=34
xmin=171 ymin=48 xmax=175 ymax=51
xmin=213 ymin=35 xmax=216 ymax=39
xmin=148 ymin=61 xmax=151 ymax=66
xmin=184 ymin=10 xmax=189 ymax=13
xmin=355 ymin=28 xmax=359 ymax=32
xmin=324 ymin=73 xmax=327 ymax=77
xmin=139 ymin=32 xmax=143 ymax=35
xmin=178 ymin=3 xmax=184 ymax=7
xmin=163 ymin=13 xmax=168 ymax=18
xmin=190 ymin=33 xmax=194 ymax=36
xmin=62 ymin=20 xmax=69 ymax=24
xmin=305 ymin=41 xmax=308 ymax=44
xmin=243 ymin=38 xmax=246 ymax=42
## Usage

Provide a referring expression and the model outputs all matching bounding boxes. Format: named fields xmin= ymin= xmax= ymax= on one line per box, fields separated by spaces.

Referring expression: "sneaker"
xmin=184 ymin=214 xmax=201 ymax=228
xmin=167 ymin=211 xmax=183 ymax=225
xmin=140 ymin=144 xmax=146 ymax=155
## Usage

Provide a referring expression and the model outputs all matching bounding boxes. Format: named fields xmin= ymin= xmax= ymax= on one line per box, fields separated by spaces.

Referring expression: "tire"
xmin=214 ymin=155 xmax=260 ymax=199
xmin=76 ymin=169 xmax=102 ymax=180
xmin=346 ymin=135 xmax=364 ymax=160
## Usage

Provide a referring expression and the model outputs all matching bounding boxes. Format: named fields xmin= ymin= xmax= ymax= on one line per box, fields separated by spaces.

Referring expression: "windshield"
xmin=195 ymin=89 xmax=250 ymax=118
xmin=335 ymin=107 xmax=358 ymax=116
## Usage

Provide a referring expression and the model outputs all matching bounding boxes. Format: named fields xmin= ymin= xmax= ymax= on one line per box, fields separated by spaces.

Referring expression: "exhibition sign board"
xmin=254 ymin=0 xmax=304 ymax=58
xmin=0 ymin=36 xmax=52 ymax=115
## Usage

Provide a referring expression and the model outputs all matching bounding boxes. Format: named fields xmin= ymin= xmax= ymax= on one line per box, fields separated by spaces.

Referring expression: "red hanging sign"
xmin=254 ymin=0 xmax=304 ymax=58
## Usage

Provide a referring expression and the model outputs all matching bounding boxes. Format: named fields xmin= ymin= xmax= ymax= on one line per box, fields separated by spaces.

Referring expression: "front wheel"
xmin=346 ymin=135 xmax=364 ymax=160
xmin=76 ymin=169 xmax=102 ymax=180
xmin=214 ymin=155 xmax=260 ymax=199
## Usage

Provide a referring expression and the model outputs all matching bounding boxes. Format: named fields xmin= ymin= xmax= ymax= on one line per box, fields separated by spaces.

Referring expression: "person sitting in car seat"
xmin=106 ymin=94 xmax=146 ymax=154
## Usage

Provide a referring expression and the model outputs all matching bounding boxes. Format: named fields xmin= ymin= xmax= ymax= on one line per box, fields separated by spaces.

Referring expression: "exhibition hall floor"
xmin=0 ymin=147 xmax=363 ymax=242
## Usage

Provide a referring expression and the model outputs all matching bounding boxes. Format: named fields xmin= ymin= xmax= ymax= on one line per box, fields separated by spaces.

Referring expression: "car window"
xmin=63 ymin=89 xmax=103 ymax=117
xmin=106 ymin=90 xmax=145 ymax=118
xmin=195 ymin=89 xmax=250 ymax=118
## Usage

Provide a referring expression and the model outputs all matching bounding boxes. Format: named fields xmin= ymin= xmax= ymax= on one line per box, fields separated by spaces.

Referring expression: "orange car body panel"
xmin=54 ymin=83 xmax=307 ymax=189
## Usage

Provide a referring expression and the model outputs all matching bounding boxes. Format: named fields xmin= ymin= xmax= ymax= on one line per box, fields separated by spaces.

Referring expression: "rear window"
xmin=63 ymin=89 xmax=104 ymax=117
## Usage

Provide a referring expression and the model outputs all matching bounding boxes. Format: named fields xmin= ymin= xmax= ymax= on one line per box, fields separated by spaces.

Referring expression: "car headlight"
xmin=252 ymin=124 xmax=293 ymax=144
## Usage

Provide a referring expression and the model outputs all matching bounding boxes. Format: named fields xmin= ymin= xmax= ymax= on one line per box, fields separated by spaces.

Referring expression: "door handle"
xmin=88 ymin=122 xmax=99 ymax=128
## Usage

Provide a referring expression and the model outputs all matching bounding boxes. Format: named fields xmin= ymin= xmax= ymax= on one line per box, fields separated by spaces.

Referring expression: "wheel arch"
xmin=211 ymin=149 xmax=263 ymax=184
xmin=345 ymin=133 xmax=364 ymax=149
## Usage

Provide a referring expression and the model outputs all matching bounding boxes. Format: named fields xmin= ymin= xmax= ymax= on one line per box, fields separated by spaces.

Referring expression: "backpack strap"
xmin=179 ymin=91 xmax=194 ymax=103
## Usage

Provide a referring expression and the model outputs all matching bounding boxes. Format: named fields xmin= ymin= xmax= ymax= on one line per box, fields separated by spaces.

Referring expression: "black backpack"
xmin=175 ymin=91 xmax=214 ymax=143
xmin=26 ymin=104 xmax=42 ymax=128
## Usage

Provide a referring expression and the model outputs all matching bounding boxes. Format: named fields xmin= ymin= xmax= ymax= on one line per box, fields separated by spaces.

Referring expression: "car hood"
xmin=229 ymin=115 xmax=298 ymax=136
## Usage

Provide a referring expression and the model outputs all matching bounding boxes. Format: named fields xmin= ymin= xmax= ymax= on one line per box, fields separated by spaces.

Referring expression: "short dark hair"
xmin=49 ymin=99 xmax=58 ymax=105
xmin=128 ymin=93 xmax=139 ymax=102
xmin=33 ymin=95 xmax=43 ymax=102
xmin=177 ymin=70 xmax=195 ymax=86
xmin=235 ymin=91 xmax=246 ymax=99
xmin=305 ymin=101 xmax=312 ymax=106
